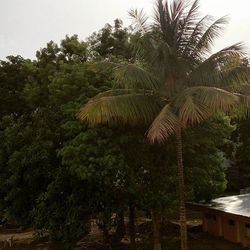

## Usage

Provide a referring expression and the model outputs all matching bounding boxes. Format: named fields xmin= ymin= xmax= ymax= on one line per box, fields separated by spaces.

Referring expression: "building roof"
xmin=205 ymin=194 xmax=250 ymax=217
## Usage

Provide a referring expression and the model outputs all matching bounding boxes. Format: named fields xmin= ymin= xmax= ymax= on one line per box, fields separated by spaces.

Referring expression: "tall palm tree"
xmin=79 ymin=0 xmax=250 ymax=249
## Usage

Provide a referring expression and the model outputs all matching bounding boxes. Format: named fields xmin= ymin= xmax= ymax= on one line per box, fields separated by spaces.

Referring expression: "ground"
xmin=0 ymin=228 xmax=245 ymax=250
xmin=0 ymin=214 xmax=246 ymax=250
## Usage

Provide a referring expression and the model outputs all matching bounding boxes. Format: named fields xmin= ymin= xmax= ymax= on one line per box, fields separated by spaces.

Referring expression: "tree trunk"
xmin=129 ymin=203 xmax=136 ymax=250
xmin=176 ymin=127 xmax=188 ymax=250
xmin=151 ymin=209 xmax=161 ymax=250
xmin=116 ymin=210 xmax=125 ymax=240
xmin=101 ymin=224 xmax=112 ymax=250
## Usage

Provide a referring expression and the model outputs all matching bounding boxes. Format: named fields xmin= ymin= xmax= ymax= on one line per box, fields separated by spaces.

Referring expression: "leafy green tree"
xmin=0 ymin=34 xmax=112 ymax=242
xmin=32 ymin=167 xmax=92 ymax=249
xmin=88 ymin=19 xmax=135 ymax=61
xmin=79 ymin=1 xmax=250 ymax=249
xmin=59 ymin=123 xmax=177 ymax=249
xmin=60 ymin=35 xmax=89 ymax=63
xmin=0 ymin=56 xmax=34 ymax=118
xmin=183 ymin=115 xmax=235 ymax=201
xmin=118 ymin=131 xmax=177 ymax=249
xmin=0 ymin=14 xmax=243 ymax=250
xmin=0 ymin=109 xmax=61 ymax=225
xmin=232 ymin=119 xmax=250 ymax=189
xmin=30 ymin=35 xmax=116 ymax=248
xmin=48 ymin=63 xmax=110 ymax=107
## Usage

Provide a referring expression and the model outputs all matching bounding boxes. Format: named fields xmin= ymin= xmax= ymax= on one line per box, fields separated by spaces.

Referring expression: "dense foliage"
xmin=0 ymin=17 xmax=249 ymax=249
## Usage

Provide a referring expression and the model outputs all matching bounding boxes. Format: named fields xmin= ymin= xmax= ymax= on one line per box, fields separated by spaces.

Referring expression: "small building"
xmin=190 ymin=194 xmax=250 ymax=248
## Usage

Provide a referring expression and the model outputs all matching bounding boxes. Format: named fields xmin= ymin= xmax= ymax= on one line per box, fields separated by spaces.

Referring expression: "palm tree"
xmin=79 ymin=0 xmax=250 ymax=249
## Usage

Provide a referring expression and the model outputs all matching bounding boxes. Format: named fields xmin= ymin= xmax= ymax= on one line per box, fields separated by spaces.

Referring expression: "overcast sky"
xmin=1 ymin=0 xmax=250 ymax=60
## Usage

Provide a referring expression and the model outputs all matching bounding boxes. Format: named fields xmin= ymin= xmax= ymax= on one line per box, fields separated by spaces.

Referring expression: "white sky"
xmin=0 ymin=0 xmax=250 ymax=60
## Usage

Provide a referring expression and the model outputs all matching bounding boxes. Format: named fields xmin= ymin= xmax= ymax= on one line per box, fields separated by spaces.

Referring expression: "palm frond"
xmin=113 ymin=64 xmax=162 ymax=90
xmin=90 ymin=61 xmax=118 ymax=72
xmin=189 ymin=43 xmax=248 ymax=88
xmin=140 ymin=38 xmax=174 ymax=82
xmin=170 ymin=0 xmax=187 ymax=49
xmin=174 ymin=86 xmax=239 ymax=113
xmin=195 ymin=87 xmax=240 ymax=112
xmin=177 ymin=0 xmax=200 ymax=49
xmin=191 ymin=16 xmax=229 ymax=58
xmin=238 ymin=85 xmax=250 ymax=96
xmin=91 ymin=61 xmax=162 ymax=90
xmin=178 ymin=95 xmax=211 ymax=126
xmin=199 ymin=43 xmax=245 ymax=67
xmin=154 ymin=0 xmax=186 ymax=47
xmin=154 ymin=0 xmax=169 ymax=35
xmin=78 ymin=89 xmax=162 ymax=126
xmin=182 ymin=15 xmax=213 ymax=57
xmin=234 ymin=93 xmax=250 ymax=106
xmin=171 ymin=86 xmax=240 ymax=127
xmin=219 ymin=66 xmax=250 ymax=90
xmin=128 ymin=8 xmax=150 ymax=34
xmin=171 ymin=0 xmax=186 ymax=21
xmin=147 ymin=104 xmax=179 ymax=143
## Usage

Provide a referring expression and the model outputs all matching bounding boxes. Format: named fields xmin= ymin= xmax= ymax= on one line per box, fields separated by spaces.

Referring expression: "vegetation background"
xmin=0 ymin=1 xmax=250 ymax=249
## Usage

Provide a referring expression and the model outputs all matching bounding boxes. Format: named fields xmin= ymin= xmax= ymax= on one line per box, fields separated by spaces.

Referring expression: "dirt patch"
xmin=0 ymin=230 xmax=33 ymax=242
xmin=0 ymin=229 xmax=53 ymax=250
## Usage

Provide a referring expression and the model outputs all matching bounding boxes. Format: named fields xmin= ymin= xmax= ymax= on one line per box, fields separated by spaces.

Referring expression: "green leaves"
xmin=59 ymin=128 xmax=125 ymax=182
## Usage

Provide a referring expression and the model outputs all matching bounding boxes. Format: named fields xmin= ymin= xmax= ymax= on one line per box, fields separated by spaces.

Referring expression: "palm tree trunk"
xmin=151 ymin=209 xmax=161 ymax=250
xmin=176 ymin=127 xmax=188 ymax=250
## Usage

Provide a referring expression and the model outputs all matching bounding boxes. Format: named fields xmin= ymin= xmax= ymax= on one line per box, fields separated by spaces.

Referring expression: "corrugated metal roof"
xmin=208 ymin=194 xmax=250 ymax=217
